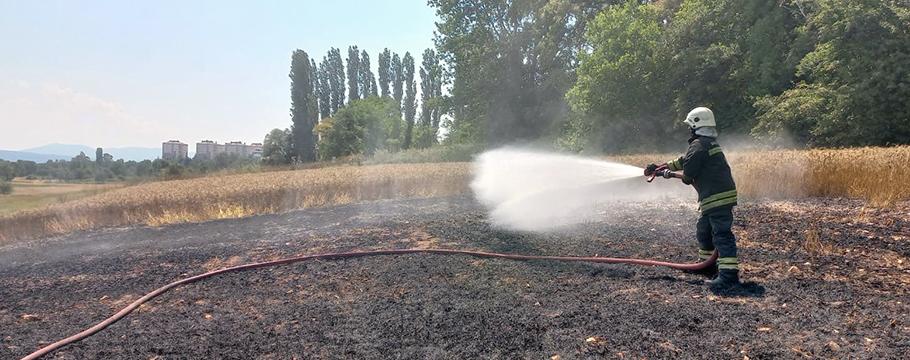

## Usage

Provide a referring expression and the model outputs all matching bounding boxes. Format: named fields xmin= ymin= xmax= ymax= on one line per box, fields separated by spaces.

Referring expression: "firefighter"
xmin=645 ymin=107 xmax=740 ymax=288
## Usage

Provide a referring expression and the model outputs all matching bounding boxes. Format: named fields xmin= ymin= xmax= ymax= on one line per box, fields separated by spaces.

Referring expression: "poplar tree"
xmin=402 ymin=52 xmax=417 ymax=149
xmin=289 ymin=50 xmax=317 ymax=162
xmin=360 ymin=50 xmax=377 ymax=97
xmin=377 ymin=48 xmax=392 ymax=98
xmin=346 ymin=46 xmax=361 ymax=101
xmin=419 ymin=48 xmax=442 ymax=129
xmin=316 ymin=57 xmax=332 ymax=119
xmin=391 ymin=53 xmax=403 ymax=110
xmin=368 ymin=73 xmax=378 ymax=97
xmin=310 ymin=58 xmax=321 ymax=119
xmin=327 ymin=48 xmax=345 ymax=112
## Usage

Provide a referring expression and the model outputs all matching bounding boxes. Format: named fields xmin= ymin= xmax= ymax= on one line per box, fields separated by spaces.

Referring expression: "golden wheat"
xmin=0 ymin=163 xmax=471 ymax=243
xmin=611 ymin=146 xmax=910 ymax=204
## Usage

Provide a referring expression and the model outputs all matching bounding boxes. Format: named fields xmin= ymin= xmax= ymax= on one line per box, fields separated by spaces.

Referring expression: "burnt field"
xmin=1 ymin=196 xmax=908 ymax=359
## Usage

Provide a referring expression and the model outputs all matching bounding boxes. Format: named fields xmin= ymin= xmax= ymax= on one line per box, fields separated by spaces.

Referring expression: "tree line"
xmin=265 ymin=46 xmax=444 ymax=164
xmin=0 ymin=151 xmax=163 ymax=184
xmin=0 ymin=148 xmax=259 ymax=189
xmin=429 ymin=0 xmax=909 ymax=152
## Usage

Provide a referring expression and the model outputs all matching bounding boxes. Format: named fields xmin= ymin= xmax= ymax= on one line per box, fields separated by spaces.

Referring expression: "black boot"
xmin=684 ymin=263 xmax=718 ymax=278
xmin=707 ymin=269 xmax=740 ymax=289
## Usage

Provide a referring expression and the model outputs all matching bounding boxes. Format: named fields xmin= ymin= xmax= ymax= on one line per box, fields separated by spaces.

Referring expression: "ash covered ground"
xmin=1 ymin=196 xmax=908 ymax=359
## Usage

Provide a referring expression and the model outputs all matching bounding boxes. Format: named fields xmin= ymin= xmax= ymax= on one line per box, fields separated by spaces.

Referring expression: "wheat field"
xmin=1 ymin=147 xmax=907 ymax=243
xmin=611 ymin=146 xmax=910 ymax=205
xmin=0 ymin=163 xmax=471 ymax=243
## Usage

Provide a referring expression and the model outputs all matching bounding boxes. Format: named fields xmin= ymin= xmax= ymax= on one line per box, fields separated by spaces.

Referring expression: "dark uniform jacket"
xmin=666 ymin=135 xmax=737 ymax=213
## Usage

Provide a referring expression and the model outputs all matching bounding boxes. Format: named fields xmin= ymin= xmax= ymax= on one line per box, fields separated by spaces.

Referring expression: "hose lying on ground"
xmin=21 ymin=248 xmax=718 ymax=360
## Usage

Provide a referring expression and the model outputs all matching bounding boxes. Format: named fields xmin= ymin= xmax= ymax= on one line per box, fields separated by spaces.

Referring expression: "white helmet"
xmin=683 ymin=107 xmax=715 ymax=129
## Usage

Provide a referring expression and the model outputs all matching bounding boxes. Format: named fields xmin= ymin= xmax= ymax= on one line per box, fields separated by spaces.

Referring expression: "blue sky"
xmin=0 ymin=0 xmax=438 ymax=149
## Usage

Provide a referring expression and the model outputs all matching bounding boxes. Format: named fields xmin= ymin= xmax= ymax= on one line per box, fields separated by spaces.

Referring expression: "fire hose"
xmin=21 ymin=247 xmax=718 ymax=360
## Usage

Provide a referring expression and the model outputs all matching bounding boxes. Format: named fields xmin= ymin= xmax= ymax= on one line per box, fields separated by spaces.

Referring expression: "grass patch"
xmin=0 ymin=180 xmax=123 ymax=216
xmin=366 ymin=144 xmax=484 ymax=164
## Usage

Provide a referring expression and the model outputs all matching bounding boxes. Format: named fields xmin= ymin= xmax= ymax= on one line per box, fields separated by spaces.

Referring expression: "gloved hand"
xmin=644 ymin=163 xmax=659 ymax=176
xmin=659 ymin=169 xmax=674 ymax=179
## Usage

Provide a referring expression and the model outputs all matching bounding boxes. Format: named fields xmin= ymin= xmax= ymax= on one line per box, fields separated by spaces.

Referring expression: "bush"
xmin=0 ymin=181 xmax=12 ymax=195
xmin=0 ymin=161 xmax=15 ymax=181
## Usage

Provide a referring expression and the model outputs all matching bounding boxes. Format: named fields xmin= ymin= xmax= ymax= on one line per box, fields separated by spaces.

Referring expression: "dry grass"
xmin=610 ymin=146 xmax=910 ymax=205
xmin=802 ymin=229 xmax=835 ymax=256
xmin=0 ymin=163 xmax=471 ymax=243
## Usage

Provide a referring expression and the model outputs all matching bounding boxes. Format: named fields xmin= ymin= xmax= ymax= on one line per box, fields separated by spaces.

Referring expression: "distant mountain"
xmin=0 ymin=150 xmax=70 ymax=162
xmin=19 ymin=143 xmax=161 ymax=161
xmin=22 ymin=144 xmax=93 ymax=157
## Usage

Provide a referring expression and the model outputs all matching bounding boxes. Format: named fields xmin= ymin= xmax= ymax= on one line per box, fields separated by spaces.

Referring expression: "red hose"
xmin=21 ymin=248 xmax=717 ymax=360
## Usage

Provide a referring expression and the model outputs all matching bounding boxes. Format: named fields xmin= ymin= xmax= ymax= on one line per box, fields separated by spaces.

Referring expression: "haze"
xmin=0 ymin=0 xmax=436 ymax=150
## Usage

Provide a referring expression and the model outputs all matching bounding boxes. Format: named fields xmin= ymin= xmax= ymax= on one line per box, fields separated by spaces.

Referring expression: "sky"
xmin=0 ymin=0 xmax=438 ymax=150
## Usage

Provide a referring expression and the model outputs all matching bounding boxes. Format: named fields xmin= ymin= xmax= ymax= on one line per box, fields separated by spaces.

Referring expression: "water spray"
xmin=471 ymin=148 xmax=687 ymax=231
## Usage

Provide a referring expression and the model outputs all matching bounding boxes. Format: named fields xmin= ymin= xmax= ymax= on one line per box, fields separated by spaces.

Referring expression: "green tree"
xmin=402 ymin=52 xmax=417 ymax=149
xmin=328 ymin=48 xmax=346 ymax=112
xmin=95 ymin=147 xmax=103 ymax=164
xmin=310 ymin=57 xmax=319 ymax=117
xmin=391 ymin=53 xmax=403 ymax=110
xmin=347 ymin=46 xmax=361 ymax=102
xmin=14 ymin=160 xmax=37 ymax=178
xmin=0 ymin=162 xmax=11 ymax=194
xmin=568 ymin=1 xmax=674 ymax=152
xmin=754 ymin=0 xmax=910 ymax=146
xmin=418 ymin=48 xmax=444 ymax=147
xmin=0 ymin=161 xmax=15 ymax=181
xmin=662 ymin=0 xmax=802 ymax=134
xmin=568 ymin=0 xmax=806 ymax=151
xmin=429 ymin=0 xmax=613 ymax=145
xmin=262 ymin=128 xmax=293 ymax=165
xmin=360 ymin=50 xmax=378 ymax=97
xmin=318 ymin=97 xmax=401 ymax=159
xmin=70 ymin=152 xmax=93 ymax=180
xmin=290 ymin=49 xmax=318 ymax=162
xmin=377 ymin=48 xmax=392 ymax=97
xmin=135 ymin=160 xmax=153 ymax=178
xmin=317 ymin=57 xmax=332 ymax=119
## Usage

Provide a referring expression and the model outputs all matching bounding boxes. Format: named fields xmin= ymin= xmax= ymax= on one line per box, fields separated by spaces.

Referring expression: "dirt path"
xmin=1 ymin=196 xmax=908 ymax=359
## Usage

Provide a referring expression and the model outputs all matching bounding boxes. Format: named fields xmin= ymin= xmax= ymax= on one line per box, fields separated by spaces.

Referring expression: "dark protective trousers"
xmin=696 ymin=205 xmax=738 ymax=270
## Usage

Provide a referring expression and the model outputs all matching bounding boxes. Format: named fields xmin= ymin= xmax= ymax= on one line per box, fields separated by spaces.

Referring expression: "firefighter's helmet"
xmin=683 ymin=107 xmax=715 ymax=129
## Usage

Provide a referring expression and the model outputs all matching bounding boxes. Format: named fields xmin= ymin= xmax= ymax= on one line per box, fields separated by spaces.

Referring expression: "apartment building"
xmin=195 ymin=140 xmax=262 ymax=160
xmin=195 ymin=140 xmax=225 ymax=160
xmin=161 ymin=140 xmax=188 ymax=161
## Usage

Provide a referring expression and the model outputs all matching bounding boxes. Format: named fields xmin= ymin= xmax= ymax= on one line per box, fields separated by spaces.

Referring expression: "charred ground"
xmin=1 ymin=196 xmax=908 ymax=359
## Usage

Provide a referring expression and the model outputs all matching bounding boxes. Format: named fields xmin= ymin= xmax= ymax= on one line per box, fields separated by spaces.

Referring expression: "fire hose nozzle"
xmin=646 ymin=168 xmax=682 ymax=182
xmin=644 ymin=164 xmax=666 ymax=182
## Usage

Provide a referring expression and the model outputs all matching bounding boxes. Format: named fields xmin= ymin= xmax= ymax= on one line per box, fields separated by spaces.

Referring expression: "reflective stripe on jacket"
xmin=666 ymin=135 xmax=737 ymax=213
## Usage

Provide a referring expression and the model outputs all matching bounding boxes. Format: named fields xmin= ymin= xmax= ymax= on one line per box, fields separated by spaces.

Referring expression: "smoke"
xmin=471 ymin=147 xmax=689 ymax=232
